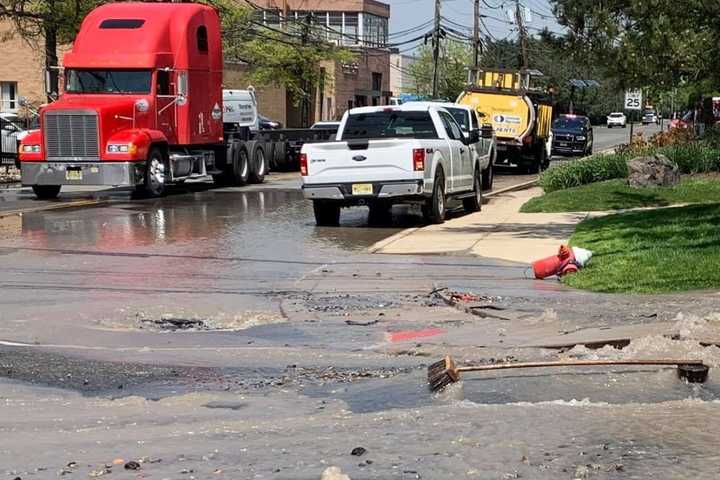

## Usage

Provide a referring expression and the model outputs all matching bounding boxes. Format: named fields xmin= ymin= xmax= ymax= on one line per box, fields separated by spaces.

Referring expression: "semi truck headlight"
xmin=107 ymin=144 xmax=130 ymax=153
xmin=21 ymin=145 xmax=40 ymax=153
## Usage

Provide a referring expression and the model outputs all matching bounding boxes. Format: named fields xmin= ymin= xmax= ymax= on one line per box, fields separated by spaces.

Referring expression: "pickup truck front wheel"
xmin=423 ymin=171 xmax=446 ymax=224
xmin=313 ymin=200 xmax=341 ymax=226
xmin=463 ymin=167 xmax=482 ymax=213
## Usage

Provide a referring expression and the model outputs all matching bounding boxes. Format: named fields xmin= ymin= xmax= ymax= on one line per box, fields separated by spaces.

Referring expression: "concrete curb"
xmin=367 ymin=226 xmax=420 ymax=254
xmin=0 ymin=198 xmax=109 ymax=219
xmin=484 ymin=178 xmax=538 ymax=198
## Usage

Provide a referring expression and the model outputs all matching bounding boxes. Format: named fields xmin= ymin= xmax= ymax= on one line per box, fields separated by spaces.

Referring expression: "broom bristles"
xmin=427 ymin=355 xmax=459 ymax=392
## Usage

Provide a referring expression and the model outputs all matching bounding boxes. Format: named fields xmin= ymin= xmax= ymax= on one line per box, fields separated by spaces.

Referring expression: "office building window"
xmin=363 ymin=14 xmax=387 ymax=47
xmin=343 ymin=13 xmax=358 ymax=45
xmin=372 ymin=72 xmax=382 ymax=92
xmin=0 ymin=82 xmax=17 ymax=112
xmin=329 ymin=12 xmax=343 ymax=44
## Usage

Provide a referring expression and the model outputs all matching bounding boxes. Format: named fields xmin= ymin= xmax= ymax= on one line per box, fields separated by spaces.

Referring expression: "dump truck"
xmin=457 ymin=69 xmax=553 ymax=173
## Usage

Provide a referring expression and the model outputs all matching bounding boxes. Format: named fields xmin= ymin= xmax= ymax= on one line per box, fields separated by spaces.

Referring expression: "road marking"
xmin=0 ymin=198 xmax=109 ymax=218
xmin=387 ymin=328 xmax=446 ymax=343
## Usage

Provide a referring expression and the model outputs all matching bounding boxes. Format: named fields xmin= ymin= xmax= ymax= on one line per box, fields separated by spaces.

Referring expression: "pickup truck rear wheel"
xmin=32 ymin=185 xmax=61 ymax=200
xmin=423 ymin=171 xmax=446 ymax=224
xmin=313 ymin=201 xmax=340 ymax=226
xmin=463 ymin=167 xmax=482 ymax=213
xmin=368 ymin=201 xmax=392 ymax=225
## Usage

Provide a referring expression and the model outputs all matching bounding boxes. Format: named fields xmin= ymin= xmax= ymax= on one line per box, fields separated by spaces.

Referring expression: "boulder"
xmin=627 ymin=154 xmax=680 ymax=187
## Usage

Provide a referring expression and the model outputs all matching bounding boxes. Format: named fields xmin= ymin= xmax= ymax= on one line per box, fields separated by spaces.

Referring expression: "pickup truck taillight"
xmin=300 ymin=153 xmax=308 ymax=176
xmin=413 ymin=149 xmax=425 ymax=171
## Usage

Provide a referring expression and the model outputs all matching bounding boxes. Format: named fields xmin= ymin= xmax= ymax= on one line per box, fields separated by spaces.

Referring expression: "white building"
xmin=389 ymin=52 xmax=417 ymax=97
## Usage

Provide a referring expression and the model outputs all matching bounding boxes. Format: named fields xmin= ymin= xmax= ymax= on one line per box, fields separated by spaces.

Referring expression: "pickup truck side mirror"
xmin=480 ymin=124 xmax=493 ymax=139
xmin=467 ymin=129 xmax=480 ymax=144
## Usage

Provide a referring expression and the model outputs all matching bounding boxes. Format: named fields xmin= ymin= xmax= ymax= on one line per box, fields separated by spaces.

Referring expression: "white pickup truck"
xmin=300 ymin=104 xmax=494 ymax=226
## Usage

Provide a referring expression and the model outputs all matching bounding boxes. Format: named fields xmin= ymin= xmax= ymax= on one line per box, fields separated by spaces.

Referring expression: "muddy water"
xmin=9 ymin=189 xmax=402 ymax=256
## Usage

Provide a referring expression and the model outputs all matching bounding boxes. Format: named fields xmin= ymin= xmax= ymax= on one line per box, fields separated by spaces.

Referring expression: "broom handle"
xmin=456 ymin=359 xmax=704 ymax=372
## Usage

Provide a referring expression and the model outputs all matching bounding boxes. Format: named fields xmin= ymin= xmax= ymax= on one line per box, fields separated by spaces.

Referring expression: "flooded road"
xmin=2 ymin=149 xmax=720 ymax=478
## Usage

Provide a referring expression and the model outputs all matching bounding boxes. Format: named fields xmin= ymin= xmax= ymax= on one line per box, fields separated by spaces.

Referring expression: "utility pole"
xmin=514 ymin=0 xmax=529 ymax=70
xmin=431 ymin=0 xmax=441 ymax=98
xmin=300 ymin=13 xmax=312 ymax=127
xmin=472 ymin=0 xmax=480 ymax=70
xmin=282 ymin=0 xmax=289 ymax=31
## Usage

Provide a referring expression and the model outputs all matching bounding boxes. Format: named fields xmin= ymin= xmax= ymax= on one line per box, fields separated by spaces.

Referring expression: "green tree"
xmin=214 ymin=1 xmax=354 ymax=126
xmin=409 ymin=39 xmax=472 ymax=100
xmin=1 ymin=0 xmax=102 ymax=100
xmin=551 ymin=0 xmax=720 ymax=93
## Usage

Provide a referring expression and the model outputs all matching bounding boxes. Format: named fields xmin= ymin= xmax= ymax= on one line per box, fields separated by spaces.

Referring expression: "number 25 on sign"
xmin=625 ymin=90 xmax=642 ymax=111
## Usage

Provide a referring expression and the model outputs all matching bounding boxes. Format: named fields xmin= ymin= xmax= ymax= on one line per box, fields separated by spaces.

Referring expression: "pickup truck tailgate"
xmin=304 ymin=139 xmax=420 ymax=184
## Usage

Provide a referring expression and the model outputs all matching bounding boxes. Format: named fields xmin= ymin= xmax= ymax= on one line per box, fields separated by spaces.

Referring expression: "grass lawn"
xmin=565 ymin=203 xmax=720 ymax=294
xmin=521 ymin=178 xmax=720 ymax=213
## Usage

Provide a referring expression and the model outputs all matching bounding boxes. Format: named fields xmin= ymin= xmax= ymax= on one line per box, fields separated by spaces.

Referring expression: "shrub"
xmin=539 ymin=153 xmax=630 ymax=193
xmin=658 ymin=142 xmax=720 ymax=174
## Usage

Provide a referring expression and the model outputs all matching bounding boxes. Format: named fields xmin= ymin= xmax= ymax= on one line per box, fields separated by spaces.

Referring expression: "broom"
xmin=427 ymin=355 xmax=709 ymax=392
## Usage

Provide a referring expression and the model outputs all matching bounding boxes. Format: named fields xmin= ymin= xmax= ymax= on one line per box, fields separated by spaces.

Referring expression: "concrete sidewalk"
xmin=370 ymin=187 xmax=590 ymax=263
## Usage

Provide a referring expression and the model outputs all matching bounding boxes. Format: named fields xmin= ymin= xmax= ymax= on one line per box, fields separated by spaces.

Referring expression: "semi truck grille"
xmin=44 ymin=111 xmax=99 ymax=160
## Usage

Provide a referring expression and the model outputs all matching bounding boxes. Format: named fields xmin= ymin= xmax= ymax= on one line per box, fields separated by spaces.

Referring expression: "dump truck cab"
xmin=20 ymin=2 xmax=225 ymax=198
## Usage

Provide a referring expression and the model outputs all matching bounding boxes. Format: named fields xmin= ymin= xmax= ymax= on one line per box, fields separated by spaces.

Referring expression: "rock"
xmin=627 ymin=154 xmax=680 ymax=187
xmin=124 ymin=461 xmax=141 ymax=470
xmin=321 ymin=466 xmax=351 ymax=480
xmin=350 ymin=446 xmax=367 ymax=456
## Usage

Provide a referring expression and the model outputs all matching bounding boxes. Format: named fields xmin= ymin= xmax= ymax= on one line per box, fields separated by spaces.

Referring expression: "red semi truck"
xmin=19 ymin=2 xmax=330 ymax=199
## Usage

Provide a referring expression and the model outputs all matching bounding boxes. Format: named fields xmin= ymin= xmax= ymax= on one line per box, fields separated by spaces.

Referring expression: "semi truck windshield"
xmin=65 ymin=69 xmax=152 ymax=94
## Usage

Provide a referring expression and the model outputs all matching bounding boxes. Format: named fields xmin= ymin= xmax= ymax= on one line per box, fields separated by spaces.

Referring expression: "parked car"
xmin=642 ymin=109 xmax=659 ymax=125
xmin=606 ymin=112 xmax=627 ymax=128
xmin=404 ymin=101 xmax=496 ymax=190
xmin=551 ymin=114 xmax=593 ymax=157
xmin=310 ymin=121 xmax=341 ymax=134
xmin=1 ymin=113 xmax=35 ymax=167
xmin=259 ymin=115 xmax=283 ymax=130
xmin=301 ymin=104 xmax=490 ymax=226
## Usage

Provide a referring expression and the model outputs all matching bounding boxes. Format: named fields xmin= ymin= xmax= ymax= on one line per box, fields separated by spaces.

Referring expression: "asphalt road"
xmin=5 ymin=119 xmax=716 ymax=479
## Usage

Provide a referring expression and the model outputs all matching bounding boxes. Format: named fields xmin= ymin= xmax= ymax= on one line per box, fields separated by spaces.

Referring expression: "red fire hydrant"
xmin=532 ymin=245 xmax=578 ymax=279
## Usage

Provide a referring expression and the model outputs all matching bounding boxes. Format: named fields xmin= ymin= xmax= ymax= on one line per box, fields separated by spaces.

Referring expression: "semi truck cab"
xmin=20 ymin=2 xmax=230 ymax=199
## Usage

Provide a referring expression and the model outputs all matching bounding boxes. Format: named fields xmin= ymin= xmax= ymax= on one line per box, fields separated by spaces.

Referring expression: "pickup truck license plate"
xmin=66 ymin=169 xmax=82 ymax=181
xmin=559 ymin=142 xmax=568 ymax=147
xmin=352 ymin=183 xmax=373 ymax=195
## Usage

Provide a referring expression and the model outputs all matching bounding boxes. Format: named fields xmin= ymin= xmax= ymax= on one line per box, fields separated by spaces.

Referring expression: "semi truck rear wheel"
xmin=32 ymin=185 xmax=61 ymax=200
xmin=249 ymin=144 xmax=266 ymax=184
xmin=313 ymin=200 xmax=341 ymax=226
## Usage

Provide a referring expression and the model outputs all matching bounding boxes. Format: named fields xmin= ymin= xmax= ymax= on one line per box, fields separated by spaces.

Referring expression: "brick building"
xmin=0 ymin=20 xmax=48 ymax=113
xmin=0 ymin=0 xmax=392 ymax=126
xmin=238 ymin=0 xmax=393 ymax=126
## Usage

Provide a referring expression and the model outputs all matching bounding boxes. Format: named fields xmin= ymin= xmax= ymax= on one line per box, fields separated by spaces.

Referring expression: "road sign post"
xmin=625 ymin=90 xmax=642 ymax=143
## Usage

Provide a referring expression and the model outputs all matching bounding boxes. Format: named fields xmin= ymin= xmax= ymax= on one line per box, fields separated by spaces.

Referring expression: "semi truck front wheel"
xmin=138 ymin=148 xmax=167 ymax=197
xmin=32 ymin=185 xmax=61 ymax=200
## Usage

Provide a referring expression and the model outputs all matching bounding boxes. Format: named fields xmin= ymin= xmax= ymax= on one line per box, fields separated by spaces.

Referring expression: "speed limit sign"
xmin=625 ymin=90 xmax=642 ymax=110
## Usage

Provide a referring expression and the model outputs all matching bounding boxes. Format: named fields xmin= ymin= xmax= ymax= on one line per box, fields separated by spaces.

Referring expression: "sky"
xmin=383 ymin=0 xmax=564 ymax=54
